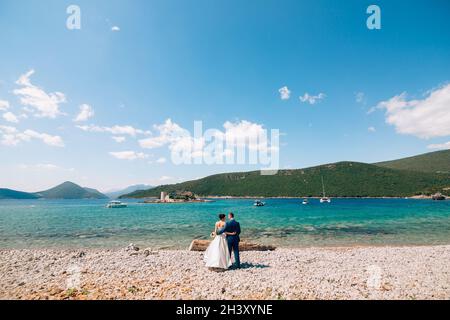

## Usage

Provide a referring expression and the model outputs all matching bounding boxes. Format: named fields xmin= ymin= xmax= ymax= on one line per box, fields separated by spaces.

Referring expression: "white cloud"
xmin=0 ymin=125 xmax=25 ymax=146
xmin=158 ymin=175 xmax=173 ymax=182
xmin=376 ymin=84 xmax=450 ymax=139
xmin=427 ymin=141 xmax=450 ymax=150
xmin=355 ymin=92 xmax=365 ymax=104
xmin=112 ymin=136 xmax=126 ymax=143
xmin=0 ymin=100 xmax=10 ymax=111
xmin=0 ymin=125 xmax=18 ymax=134
xmin=17 ymin=163 xmax=74 ymax=171
xmin=156 ymin=157 xmax=167 ymax=164
xmin=77 ymin=124 xmax=150 ymax=137
xmin=299 ymin=92 xmax=326 ymax=105
xmin=278 ymin=86 xmax=291 ymax=100
xmin=368 ymin=126 xmax=376 ymax=132
xmin=13 ymin=69 xmax=66 ymax=118
xmin=139 ymin=118 xmax=278 ymax=163
xmin=23 ymin=130 xmax=65 ymax=147
xmin=0 ymin=126 xmax=64 ymax=147
xmin=109 ymin=151 xmax=148 ymax=160
xmin=111 ymin=26 xmax=120 ymax=32
xmin=74 ymin=104 xmax=94 ymax=122
xmin=139 ymin=119 xmax=208 ymax=161
xmin=367 ymin=106 xmax=376 ymax=114
xmin=139 ymin=119 xmax=189 ymax=149
xmin=222 ymin=120 xmax=277 ymax=153
xmin=3 ymin=112 xmax=19 ymax=123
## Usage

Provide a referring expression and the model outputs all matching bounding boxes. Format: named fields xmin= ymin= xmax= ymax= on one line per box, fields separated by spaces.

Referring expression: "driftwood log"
xmin=189 ymin=239 xmax=276 ymax=252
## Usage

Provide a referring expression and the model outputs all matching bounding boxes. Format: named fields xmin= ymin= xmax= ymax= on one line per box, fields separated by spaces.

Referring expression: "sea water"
xmin=0 ymin=198 xmax=449 ymax=249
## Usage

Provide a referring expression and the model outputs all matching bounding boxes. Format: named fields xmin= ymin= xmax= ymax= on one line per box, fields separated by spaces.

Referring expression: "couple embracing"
xmin=204 ymin=212 xmax=241 ymax=270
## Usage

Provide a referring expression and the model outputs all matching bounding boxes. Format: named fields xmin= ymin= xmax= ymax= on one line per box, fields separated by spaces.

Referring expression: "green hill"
xmin=121 ymin=162 xmax=450 ymax=198
xmin=0 ymin=188 xmax=39 ymax=200
xmin=34 ymin=181 xmax=108 ymax=199
xmin=375 ymin=150 xmax=450 ymax=174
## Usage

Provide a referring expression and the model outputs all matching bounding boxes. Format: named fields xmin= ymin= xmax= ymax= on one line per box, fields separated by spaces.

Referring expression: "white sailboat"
xmin=320 ymin=176 xmax=331 ymax=203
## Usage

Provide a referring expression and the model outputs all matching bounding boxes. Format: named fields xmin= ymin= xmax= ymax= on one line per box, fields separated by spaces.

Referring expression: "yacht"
xmin=320 ymin=176 xmax=331 ymax=203
xmin=302 ymin=199 xmax=309 ymax=205
xmin=254 ymin=200 xmax=265 ymax=207
xmin=320 ymin=197 xmax=331 ymax=203
xmin=106 ymin=200 xmax=128 ymax=208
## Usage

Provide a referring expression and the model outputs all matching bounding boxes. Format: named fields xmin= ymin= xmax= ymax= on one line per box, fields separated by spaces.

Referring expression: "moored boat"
xmin=106 ymin=200 xmax=128 ymax=208
xmin=320 ymin=176 xmax=331 ymax=203
xmin=254 ymin=200 xmax=265 ymax=207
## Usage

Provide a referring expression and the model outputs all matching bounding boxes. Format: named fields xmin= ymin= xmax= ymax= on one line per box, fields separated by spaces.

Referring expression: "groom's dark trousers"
xmin=217 ymin=219 xmax=241 ymax=268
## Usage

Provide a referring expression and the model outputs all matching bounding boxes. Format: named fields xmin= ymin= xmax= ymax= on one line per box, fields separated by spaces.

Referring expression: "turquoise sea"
xmin=0 ymin=198 xmax=449 ymax=249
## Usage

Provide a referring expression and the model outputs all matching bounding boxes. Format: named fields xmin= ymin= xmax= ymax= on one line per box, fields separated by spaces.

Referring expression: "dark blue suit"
xmin=217 ymin=219 xmax=241 ymax=268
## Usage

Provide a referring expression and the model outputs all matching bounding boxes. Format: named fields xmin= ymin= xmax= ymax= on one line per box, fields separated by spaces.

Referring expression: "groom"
xmin=217 ymin=212 xmax=241 ymax=268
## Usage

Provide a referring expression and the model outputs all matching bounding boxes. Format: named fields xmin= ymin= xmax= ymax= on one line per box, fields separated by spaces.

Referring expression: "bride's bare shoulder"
xmin=215 ymin=221 xmax=225 ymax=228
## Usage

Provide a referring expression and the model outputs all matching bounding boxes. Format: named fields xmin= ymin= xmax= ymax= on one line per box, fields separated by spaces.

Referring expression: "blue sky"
xmin=0 ymin=0 xmax=449 ymax=192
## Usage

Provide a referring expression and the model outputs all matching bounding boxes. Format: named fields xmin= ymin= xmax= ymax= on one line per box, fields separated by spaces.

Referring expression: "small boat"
xmin=302 ymin=199 xmax=308 ymax=205
xmin=106 ymin=200 xmax=128 ymax=208
xmin=320 ymin=176 xmax=331 ymax=203
xmin=254 ymin=200 xmax=265 ymax=207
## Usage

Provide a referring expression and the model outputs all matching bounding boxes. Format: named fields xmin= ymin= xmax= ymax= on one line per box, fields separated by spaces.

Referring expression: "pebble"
xmin=0 ymin=245 xmax=449 ymax=300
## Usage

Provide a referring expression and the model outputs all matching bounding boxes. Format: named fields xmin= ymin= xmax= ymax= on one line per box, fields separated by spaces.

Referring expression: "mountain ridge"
xmin=0 ymin=181 xmax=108 ymax=200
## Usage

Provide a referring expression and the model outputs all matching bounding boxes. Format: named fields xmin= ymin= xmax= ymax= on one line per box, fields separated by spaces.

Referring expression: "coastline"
xmin=203 ymin=195 xmax=448 ymax=200
xmin=1 ymin=244 xmax=449 ymax=300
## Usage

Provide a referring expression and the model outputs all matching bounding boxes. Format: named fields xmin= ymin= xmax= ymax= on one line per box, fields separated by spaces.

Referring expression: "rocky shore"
xmin=1 ymin=245 xmax=449 ymax=300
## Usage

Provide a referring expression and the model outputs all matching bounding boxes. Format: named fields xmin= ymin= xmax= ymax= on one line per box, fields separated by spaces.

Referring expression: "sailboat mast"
xmin=321 ymin=176 xmax=326 ymax=197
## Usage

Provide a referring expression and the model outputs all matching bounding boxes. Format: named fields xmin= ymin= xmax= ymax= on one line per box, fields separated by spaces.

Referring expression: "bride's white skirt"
xmin=204 ymin=234 xmax=231 ymax=269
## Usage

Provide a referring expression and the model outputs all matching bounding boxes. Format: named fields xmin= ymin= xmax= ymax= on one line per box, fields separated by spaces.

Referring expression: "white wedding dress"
xmin=204 ymin=230 xmax=231 ymax=269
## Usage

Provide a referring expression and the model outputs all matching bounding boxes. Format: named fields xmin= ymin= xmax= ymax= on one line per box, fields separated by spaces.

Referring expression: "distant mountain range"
xmin=105 ymin=184 xmax=154 ymax=199
xmin=0 ymin=181 xmax=108 ymax=200
xmin=121 ymin=150 xmax=450 ymax=199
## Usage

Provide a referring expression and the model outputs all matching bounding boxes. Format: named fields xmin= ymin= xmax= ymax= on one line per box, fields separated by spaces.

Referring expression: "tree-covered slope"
xmin=0 ymin=188 xmax=39 ymax=199
xmin=34 ymin=181 xmax=108 ymax=199
xmin=121 ymin=162 xmax=450 ymax=198
xmin=375 ymin=150 xmax=450 ymax=174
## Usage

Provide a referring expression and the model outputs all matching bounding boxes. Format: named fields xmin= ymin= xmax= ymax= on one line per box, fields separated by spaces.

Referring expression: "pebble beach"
xmin=1 ymin=245 xmax=449 ymax=300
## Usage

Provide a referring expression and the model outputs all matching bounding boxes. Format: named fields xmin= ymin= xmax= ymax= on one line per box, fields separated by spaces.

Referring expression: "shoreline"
xmin=1 ymin=244 xmax=449 ymax=300
xmin=2 ymin=241 xmax=450 ymax=251
xmin=124 ymin=195 xmax=448 ymax=200
xmin=204 ymin=195 xmax=448 ymax=200
xmin=1 ymin=195 xmax=447 ymax=201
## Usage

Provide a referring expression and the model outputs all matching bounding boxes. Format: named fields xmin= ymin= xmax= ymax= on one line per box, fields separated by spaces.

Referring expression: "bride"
xmin=204 ymin=214 xmax=235 ymax=270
